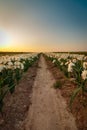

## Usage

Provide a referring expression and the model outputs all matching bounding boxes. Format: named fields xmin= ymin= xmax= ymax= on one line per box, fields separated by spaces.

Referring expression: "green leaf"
xmin=0 ymin=84 xmax=16 ymax=112
xmin=8 ymin=84 xmax=16 ymax=94
xmin=0 ymin=89 xmax=9 ymax=102
xmin=70 ymin=87 xmax=82 ymax=107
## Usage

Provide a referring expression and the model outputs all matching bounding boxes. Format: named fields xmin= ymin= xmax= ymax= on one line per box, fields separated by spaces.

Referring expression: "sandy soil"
xmin=24 ymin=55 xmax=77 ymax=130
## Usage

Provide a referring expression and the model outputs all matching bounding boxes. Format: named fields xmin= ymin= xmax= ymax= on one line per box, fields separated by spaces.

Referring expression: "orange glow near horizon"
xmin=0 ymin=0 xmax=87 ymax=52
xmin=0 ymin=41 xmax=86 ymax=52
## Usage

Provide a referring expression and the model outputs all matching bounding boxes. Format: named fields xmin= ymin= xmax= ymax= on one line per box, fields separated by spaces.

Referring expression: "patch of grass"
xmin=54 ymin=81 xmax=62 ymax=89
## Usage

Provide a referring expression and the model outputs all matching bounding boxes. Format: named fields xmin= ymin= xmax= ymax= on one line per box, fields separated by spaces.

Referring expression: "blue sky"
xmin=0 ymin=0 xmax=87 ymax=52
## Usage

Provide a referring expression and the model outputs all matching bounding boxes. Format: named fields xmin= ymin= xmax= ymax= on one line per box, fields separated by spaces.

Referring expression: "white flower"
xmin=68 ymin=62 xmax=75 ymax=72
xmin=81 ymin=70 xmax=87 ymax=80
xmin=14 ymin=61 xmax=21 ymax=69
xmin=60 ymin=62 xmax=63 ymax=66
xmin=58 ymin=58 xmax=61 ymax=61
xmin=52 ymin=59 xmax=56 ymax=63
xmin=83 ymin=62 xmax=87 ymax=70
xmin=20 ymin=63 xmax=24 ymax=70
xmin=3 ymin=60 xmax=7 ymax=64
xmin=65 ymin=61 xmax=69 ymax=65
xmin=23 ymin=61 xmax=25 ymax=64
xmin=8 ymin=61 xmax=13 ymax=66
xmin=84 ymin=56 xmax=87 ymax=60
xmin=72 ymin=59 xmax=77 ymax=63
xmin=14 ymin=61 xmax=21 ymax=66
xmin=0 ymin=64 xmax=5 ymax=72
xmin=6 ymin=65 xmax=13 ymax=69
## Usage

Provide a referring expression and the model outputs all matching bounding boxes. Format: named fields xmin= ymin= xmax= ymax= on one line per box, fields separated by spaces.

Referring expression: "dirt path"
xmin=24 ymin=55 xmax=78 ymax=130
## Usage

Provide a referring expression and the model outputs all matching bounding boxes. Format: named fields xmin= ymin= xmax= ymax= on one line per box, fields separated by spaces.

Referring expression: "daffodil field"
xmin=0 ymin=53 xmax=39 ymax=113
xmin=46 ymin=52 xmax=87 ymax=106
xmin=0 ymin=52 xmax=87 ymax=116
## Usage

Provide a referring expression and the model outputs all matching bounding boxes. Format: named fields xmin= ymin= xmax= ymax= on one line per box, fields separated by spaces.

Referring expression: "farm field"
xmin=0 ymin=52 xmax=87 ymax=130
xmin=0 ymin=0 xmax=87 ymax=130
xmin=45 ymin=52 xmax=87 ymax=130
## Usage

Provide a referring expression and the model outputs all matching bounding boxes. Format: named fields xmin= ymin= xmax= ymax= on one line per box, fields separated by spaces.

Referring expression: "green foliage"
xmin=70 ymin=78 xmax=87 ymax=107
xmin=69 ymin=60 xmax=87 ymax=107
xmin=6 ymin=69 xmax=15 ymax=94
xmin=47 ymin=54 xmax=87 ymax=108
xmin=15 ymin=68 xmax=22 ymax=83
xmin=70 ymin=71 xmax=87 ymax=107
xmin=0 ymin=55 xmax=39 ymax=113
xmin=0 ymin=88 xmax=9 ymax=113
xmin=51 ymin=57 xmax=69 ymax=78
xmin=70 ymin=87 xmax=81 ymax=107
xmin=54 ymin=81 xmax=62 ymax=89
xmin=0 ymin=89 xmax=7 ymax=113
xmin=54 ymin=60 xmax=61 ymax=68
xmin=73 ymin=60 xmax=83 ymax=85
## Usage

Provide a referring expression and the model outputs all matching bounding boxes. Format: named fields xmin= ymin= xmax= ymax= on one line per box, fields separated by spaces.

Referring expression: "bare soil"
xmin=24 ymin=55 xmax=77 ymax=130
xmin=45 ymin=56 xmax=87 ymax=130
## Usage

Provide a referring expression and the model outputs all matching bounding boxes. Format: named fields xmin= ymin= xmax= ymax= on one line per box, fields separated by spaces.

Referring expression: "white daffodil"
xmin=65 ymin=61 xmax=69 ymax=65
xmin=52 ymin=59 xmax=56 ymax=63
xmin=84 ymin=56 xmax=87 ymax=60
xmin=8 ymin=61 xmax=13 ymax=66
xmin=83 ymin=62 xmax=87 ymax=70
xmin=0 ymin=64 xmax=5 ymax=72
xmin=60 ymin=62 xmax=63 ymax=66
xmin=81 ymin=70 xmax=87 ymax=80
xmin=68 ymin=62 xmax=75 ymax=72
xmin=14 ymin=61 xmax=21 ymax=66
xmin=14 ymin=61 xmax=21 ymax=69
xmin=20 ymin=63 xmax=24 ymax=70
xmin=72 ymin=59 xmax=77 ymax=63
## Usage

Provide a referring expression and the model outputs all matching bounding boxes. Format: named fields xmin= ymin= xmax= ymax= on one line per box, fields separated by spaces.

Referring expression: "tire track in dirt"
xmin=24 ymin=55 xmax=78 ymax=130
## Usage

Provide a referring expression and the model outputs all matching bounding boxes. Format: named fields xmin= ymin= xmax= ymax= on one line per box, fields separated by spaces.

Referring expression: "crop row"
xmin=46 ymin=53 xmax=87 ymax=107
xmin=0 ymin=53 xmax=39 ymax=113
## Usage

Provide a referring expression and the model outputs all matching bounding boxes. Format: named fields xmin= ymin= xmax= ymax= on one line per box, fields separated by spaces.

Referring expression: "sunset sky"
xmin=0 ymin=0 xmax=87 ymax=52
